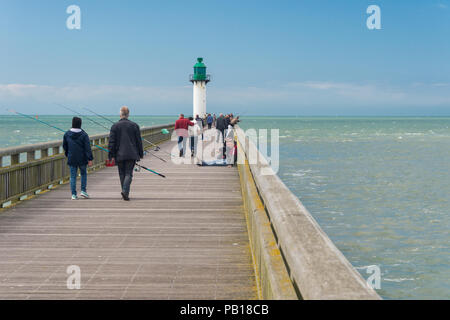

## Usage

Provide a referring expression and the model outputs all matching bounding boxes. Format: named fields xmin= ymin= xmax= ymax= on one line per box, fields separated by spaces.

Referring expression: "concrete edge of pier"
xmin=237 ymin=143 xmax=298 ymax=300
xmin=235 ymin=126 xmax=381 ymax=300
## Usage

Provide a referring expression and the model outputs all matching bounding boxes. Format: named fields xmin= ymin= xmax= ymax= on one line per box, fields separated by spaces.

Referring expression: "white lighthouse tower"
xmin=190 ymin=57 xmax=210 ymax=117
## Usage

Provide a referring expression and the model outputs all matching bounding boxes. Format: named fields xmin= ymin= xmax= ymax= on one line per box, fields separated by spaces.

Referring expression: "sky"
xmin=1 ymin=0 xmax=449 ymax=116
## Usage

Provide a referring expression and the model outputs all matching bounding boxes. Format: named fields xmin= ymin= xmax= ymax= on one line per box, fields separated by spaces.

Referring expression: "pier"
xmin=0 ymin=124 xmax=380 ymax=300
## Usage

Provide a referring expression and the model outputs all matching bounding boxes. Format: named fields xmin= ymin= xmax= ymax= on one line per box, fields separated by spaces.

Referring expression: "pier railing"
xmin=235 ymin=126 xmax=381 ymax=300
xmin=0 ymin=124 xmax=174 ymax=208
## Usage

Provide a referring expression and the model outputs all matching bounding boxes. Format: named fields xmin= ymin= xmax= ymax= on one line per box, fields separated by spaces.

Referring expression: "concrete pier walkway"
xmin=0 ymin=139 xmax=258 ymax=299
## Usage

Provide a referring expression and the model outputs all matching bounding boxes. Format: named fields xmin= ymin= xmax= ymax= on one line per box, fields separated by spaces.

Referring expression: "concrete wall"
xmin=237 ymin=143 xmax=297 ymax=299
xmin=235 ymin=127 xmax=381 ymax=300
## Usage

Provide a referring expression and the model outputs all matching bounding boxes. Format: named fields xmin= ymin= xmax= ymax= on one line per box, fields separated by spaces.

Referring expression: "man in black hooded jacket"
xmin=215 ymin=113 xmax=227 ymax=143
xmin=108 ymin=106 xmax=144 ymax=201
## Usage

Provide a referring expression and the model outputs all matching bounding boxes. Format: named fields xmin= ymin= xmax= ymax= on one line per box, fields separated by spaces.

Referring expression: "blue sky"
xmin=1 ymin=0 xmax=449 ymax=115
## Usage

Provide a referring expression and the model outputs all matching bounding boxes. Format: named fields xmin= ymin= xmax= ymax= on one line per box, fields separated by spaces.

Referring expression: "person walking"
xmin=175 ymin=113 xmax=194 ymax=157
xmin=206 ymin=113 xmax=213 ymax=130
xmin=202 ymin=114 xmax=207 ymax=128
xmin=63 ymin=117 xmax=93 ymax=200
xmin=225 ymin=114 xmax=231 ymax=127
xmin=108 ymin=106 xmax=144 ymax=201
xmin=195 ymin=114 xmax=204 ymax=140
xmin=225 ymin=122 xmax=235 ymax=168
xmin=189 ymin=117 xmax=202 ymax=158
xmin=215 ymin=113 xmax=226 ymax=143
xmin=213 ymin=114 xmax=217 ymax=128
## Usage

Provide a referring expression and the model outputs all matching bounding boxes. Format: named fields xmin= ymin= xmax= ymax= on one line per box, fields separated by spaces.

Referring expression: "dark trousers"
xmin=178 ymin=136 xmax=187 ymax=156
xmin=216 ymin=129 xmax=224 ymax=142
xmin=117 ymin=160 xmax=136 ymax=196
xmin=190 ymin=136 xmax=199 ymax=156
xmin=208 ymin=123 xmax=212 ymax=129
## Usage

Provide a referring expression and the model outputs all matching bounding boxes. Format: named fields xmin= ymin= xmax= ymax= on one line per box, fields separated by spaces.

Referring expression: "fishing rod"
xmin=57 ymin=103 xmax=167 ymax=163
xmin=56 ymin=103 xmax=110 ymax=131
xmin=135 ymin=163 xmax=166 ymax=178
xmin=83 ymin=106 xmax=160 ymax=149
xmin=82 ymin=106 xmax=177 ymax=158
xmin=6 ymin=109 xmax=109 ymax=152
xmin=6 ymin=108 xmax=166 ymax=178
xmin=82 ymin=107 xmax=117 ymax=125
xmin=8 ymin=109 xmax=67 ymax=133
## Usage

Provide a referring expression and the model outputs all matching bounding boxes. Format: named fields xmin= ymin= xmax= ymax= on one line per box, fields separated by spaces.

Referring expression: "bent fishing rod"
xmin=135 ymin=163 xmax=165 ymax=178
xmin=56 ymin=103 xmax=167 ymax=163
xmin=83 ymin=106 xmax=176 ymax=158
xmin=7 ymin=109 xmax=109 ymax=153
xmin=6 ymin=109 xmax=166 ymax=178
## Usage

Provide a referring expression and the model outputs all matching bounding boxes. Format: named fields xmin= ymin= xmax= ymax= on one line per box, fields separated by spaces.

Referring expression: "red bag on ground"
xmin=105 ymin=159 xmax=115 ymax=167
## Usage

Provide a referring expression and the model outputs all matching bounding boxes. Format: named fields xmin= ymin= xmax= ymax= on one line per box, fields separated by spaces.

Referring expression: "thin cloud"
xmin=0 ymin=83 xmax=191 ymax=103
xmin=1 ymin=81 xmax=449 ymax=114
xmin=284 ymin=81 xmax=407 ymax=102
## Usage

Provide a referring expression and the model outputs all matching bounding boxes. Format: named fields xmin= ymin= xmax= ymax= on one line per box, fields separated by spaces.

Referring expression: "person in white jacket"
xmin=189 ymin=117 xmax=202 ymax=158
xmin=225 ymin=123 xmax=235 ymax=167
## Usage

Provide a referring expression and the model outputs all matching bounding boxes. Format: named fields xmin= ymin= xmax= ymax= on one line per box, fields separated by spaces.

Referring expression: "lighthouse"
xmin=190 ymin=57 xmax=210 ymax=117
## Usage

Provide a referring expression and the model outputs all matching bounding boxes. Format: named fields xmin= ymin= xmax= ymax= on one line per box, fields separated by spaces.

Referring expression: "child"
xmin=63 ymin=117 xmax=93 ymax=200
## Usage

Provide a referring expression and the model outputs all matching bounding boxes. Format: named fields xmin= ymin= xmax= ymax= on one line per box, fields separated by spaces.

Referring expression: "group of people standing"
xmin=63 ymin=107 xmax=240 ymax=202
xmin=175 ymin=112 xmax=240 ymax=166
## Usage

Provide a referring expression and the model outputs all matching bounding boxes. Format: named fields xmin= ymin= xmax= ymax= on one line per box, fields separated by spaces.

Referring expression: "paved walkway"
xmin=0 ymin=136 xmax=258 ymax=299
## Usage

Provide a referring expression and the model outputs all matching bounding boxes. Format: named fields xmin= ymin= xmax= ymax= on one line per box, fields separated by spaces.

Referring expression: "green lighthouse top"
xmin=190 ymin=57 xmax=210 ymax=82
xmin=194 ymin=57 xmax=206 ymax=69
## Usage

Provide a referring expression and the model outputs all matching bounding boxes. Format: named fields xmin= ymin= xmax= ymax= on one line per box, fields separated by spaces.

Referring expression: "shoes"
xmin=80 ymin=191 xmax=90 ymax=199
xmin=71 ymin=194 xmax=78 ymax=200
xmin=179 ymin=150 xmax=183 ymax=157
xmin=121 ymin=192 xmax=130 ymax=201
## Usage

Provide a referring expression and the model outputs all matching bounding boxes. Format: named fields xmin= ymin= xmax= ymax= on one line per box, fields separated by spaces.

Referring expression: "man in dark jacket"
xmin=63 ymin=117 xmax=93 ymax=200
xmin=215 ymin=113 xmax=227 ymax=142
xmin=108 ymin=106 xmax=144 ymax=201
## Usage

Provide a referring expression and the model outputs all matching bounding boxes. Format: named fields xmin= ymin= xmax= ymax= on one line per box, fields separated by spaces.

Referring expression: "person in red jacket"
xmin=175 ymin=114 xmax=194 ymax=157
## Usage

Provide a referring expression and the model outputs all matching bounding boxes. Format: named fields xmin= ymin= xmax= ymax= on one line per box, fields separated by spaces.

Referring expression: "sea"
xmin=1 ymin=115 xmax=449 ymax=299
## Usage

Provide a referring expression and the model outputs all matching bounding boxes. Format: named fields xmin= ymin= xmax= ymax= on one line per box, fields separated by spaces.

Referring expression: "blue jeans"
xmin=178 ymin=136 xmax=187 ymax=155
xmin=70 ymin=165 xmax=87 ymax=196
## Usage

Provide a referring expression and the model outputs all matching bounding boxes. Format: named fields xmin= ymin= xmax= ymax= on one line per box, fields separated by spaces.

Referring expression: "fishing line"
xmin=82 ymin=106 xmax=177 ymax=158
xmin=56 ymin=103 xmax=167 ymax=163
xmin=56 ymin=103 xmax=111 ymax=131
xmin=6 ymin=108 xmax=167 ymax=178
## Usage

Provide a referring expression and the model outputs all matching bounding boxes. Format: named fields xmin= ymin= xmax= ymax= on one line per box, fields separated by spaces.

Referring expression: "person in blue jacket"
xmin=206 ymin=113 xmax=213 ymax=129
xmin=63 ymin=117 xmax=93 ymax=200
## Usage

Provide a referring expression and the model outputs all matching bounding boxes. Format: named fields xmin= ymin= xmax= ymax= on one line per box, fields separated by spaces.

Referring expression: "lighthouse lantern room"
xmin=190 ymin=57 xmax=210 ymax=118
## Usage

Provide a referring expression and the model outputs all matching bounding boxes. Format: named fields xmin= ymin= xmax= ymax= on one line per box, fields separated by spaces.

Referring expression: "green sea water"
xmin=240 ymin=116 xmax=450 ymax=300
xmin=1 ymin=115 xmax=449 ymax=299
xmin=0 ymin=115 xmax=174 ymax=148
